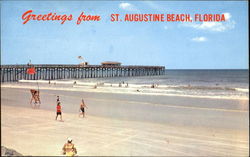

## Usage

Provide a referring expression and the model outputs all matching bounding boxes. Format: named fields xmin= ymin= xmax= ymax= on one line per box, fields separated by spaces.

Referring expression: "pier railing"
xmin=1 ymin=64 xmax=165 ymax=82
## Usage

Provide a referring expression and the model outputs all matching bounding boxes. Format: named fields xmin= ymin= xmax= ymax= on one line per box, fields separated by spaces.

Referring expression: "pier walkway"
xmin=1 ymin=64 xmax=165 ymax=82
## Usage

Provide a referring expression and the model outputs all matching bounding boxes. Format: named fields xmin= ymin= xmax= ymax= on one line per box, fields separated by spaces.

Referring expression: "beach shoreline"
xmin=2 ymin=76 xmax=249 ymax=100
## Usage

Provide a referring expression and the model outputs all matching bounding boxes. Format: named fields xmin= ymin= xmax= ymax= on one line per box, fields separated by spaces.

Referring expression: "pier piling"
xmin=1 ymin=64 xmax=165 ymax=82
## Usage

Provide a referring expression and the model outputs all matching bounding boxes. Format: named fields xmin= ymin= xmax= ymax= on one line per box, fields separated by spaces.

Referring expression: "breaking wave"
xmin=1 ymin=79 xmax=248 ymax=100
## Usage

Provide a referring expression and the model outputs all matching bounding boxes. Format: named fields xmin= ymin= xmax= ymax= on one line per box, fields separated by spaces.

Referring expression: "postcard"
xmin=1 ymin=1 xmax=248 ymax=156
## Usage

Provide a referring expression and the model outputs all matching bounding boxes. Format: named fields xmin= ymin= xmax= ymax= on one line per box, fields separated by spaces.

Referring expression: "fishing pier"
xmin=1 ymin=64 xmax=165 ymax=82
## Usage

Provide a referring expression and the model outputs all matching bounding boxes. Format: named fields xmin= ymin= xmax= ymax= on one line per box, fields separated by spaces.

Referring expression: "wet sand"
xmin=1 ymin=87 xmax=249 ymax=156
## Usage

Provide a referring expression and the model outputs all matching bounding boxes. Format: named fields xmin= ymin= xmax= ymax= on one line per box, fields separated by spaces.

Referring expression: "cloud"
xmin=192 ymin=37 xmax=207 ymax=42
xmin=181 ymin=13 xmax=235 ymax=32
xmin=223 ymin=12 xmax=231 ymax=21
xmin=197 ymin=22 xmax=234 ymax=32
xmin=119 ymin=2 xmax=137 ymax=11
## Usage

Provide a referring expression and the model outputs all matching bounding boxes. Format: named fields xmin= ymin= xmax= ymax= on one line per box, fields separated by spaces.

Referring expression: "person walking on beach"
xmin=57 ymin=96 xmax=60 ymax=103
xmin=55 ymin=102 xmax=63 ymax=121
xmin=62 ymin=137 xmax=77 ymax=156
xmin=79 ymin=99 xmax=88 ymax=118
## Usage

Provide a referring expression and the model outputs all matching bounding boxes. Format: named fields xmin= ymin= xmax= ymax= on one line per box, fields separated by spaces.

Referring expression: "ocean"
xmin=71 ymin=69 xmax=249 ymax=100
xmin=5 ymin=69 xmax=249 ymax=100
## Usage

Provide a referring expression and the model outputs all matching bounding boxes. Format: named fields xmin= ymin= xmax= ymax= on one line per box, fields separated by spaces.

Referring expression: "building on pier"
xmin=101 ymin=61 xmax=121 ymax=66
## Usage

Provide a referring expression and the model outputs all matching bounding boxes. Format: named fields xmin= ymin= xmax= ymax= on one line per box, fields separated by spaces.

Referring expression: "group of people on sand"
xmin=55 ymin=96 xmax=88 ymax=121
xmin=56 ymin=96 xmax=87 ymax=156
xmin=29 ymin=91 xmax=86 ymax=156
xmin=31 ymin=93 xmax=88 ymax=122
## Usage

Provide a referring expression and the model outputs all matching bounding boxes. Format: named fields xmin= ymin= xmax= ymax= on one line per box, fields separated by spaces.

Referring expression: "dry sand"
xmin=1 ymin=86 xmax=249 ymax=156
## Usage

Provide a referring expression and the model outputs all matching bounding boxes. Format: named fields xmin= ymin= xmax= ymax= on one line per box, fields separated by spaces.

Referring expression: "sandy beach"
xmin=1 ymin=85 xmax=249 ymax=156
xmin=2 ymin=0 xmax=249 ymax=155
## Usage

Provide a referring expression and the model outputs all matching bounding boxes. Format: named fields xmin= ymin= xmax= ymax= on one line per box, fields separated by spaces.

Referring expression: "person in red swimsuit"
xmin=55 ymin=102 xmax=63 ymax=121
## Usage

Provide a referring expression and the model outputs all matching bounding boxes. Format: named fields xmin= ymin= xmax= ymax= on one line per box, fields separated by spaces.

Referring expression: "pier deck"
xmin=1 ymin=64 xmax=165 ymax=82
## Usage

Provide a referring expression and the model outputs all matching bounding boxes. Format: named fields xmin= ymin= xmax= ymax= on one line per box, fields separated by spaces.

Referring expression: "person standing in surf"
xmin=79 ymin=99 xmax=88 ymax=118
xmin=56 ymin=102 xmax=63 ymax=121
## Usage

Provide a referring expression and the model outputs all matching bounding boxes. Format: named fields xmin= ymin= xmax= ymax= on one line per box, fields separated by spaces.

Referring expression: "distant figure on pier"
xmin=79 ymin=99 xmax=88 ymax=118
xmin=55 ymin=102 xmax=63 ymax=121
xmin=73 ymin=81 xmax=77 ymax=85
xmin=126 ymin=83 xmax=129 ymax=87
xmin=62 ymin=137 xmax=77 ymax=156
xmin=119 ymin=83 xmax=122 ymax=87
xmin=30 ymin=89 xmax=41 ymax=108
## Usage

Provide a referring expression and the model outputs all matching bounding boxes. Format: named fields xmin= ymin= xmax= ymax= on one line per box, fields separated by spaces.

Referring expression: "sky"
xmin=1 ymin=1 xmax=248 ymax=69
